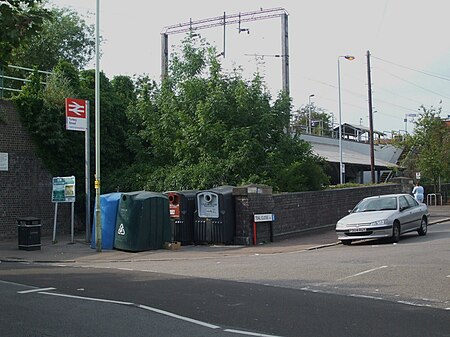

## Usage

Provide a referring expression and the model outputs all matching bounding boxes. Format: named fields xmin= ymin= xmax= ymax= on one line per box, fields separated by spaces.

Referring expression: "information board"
xmin=52 ymin=176 xmax=76 ymax=203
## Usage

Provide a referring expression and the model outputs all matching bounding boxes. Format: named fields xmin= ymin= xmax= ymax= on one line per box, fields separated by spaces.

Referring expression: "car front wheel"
xmin=391 ymin=222 xmax=401 ymax=243
xmin=418 ymin=217 xmax=428 ymax=236
xmin=341 ymin=240 xmax=352 ymax=245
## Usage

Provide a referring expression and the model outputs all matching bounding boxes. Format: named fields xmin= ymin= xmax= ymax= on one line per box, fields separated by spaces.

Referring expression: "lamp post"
xmin=337 ymin=55 xmax=355 ymax=185
xmin=94 ymin=0 xmax=102 ymax=252
xmin=308 ymin=94 xmax=314 ymax=134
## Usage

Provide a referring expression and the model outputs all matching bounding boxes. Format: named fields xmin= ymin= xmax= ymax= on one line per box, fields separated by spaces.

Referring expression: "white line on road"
xmin=18 ymin=287 xmax=56 ymax=294
xmin=350 ymin=294 xmax=383 ymax=300
xmin=39 ymin=291 xmax=134 ymax=306
xmin=336 ymin=265 xmax=388 ymax=282
xmin=224 ymin=329 xmax=284 ymax=337
xmin=138 ymin=304 xmax=220 ymax=329
xmin=12 ymin=280 xmax=286 ymax=337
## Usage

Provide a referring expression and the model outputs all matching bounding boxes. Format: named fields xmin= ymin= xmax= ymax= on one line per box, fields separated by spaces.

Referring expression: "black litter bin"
xmin=194 ymin=186 xmax=235 ymax=244
xmin=165 ymin=190 xmax=197 ymax=245
xmin=114 ymin=191 xmax=171 ymax=252
xmin=17 ymin=217 xmax=41 ymax=251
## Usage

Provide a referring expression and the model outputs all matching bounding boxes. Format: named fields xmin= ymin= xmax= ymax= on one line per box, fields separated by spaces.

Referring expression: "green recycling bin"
xmin=114 ymin=191 xmax=170 ymax=251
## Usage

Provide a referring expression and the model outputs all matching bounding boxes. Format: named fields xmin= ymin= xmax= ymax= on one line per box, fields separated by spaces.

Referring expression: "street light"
xmin=337 ymin=55 xmax=355 ymax=185
xmin=308 ymin=94 xmax=315 ymax=134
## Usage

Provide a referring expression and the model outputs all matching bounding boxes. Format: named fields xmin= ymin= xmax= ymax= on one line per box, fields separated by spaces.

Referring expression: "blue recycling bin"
xmin=91 ymin=192 xmax=122 ymax=250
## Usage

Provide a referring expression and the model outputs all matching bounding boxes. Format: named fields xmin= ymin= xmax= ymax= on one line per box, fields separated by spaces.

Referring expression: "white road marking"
xmin=18 ymin=287 xmax=56 ymax=294
xmin=336 ymin=266 xmax=388 ymax=281
xmin=39 ymin=292 xmax=134 ymax=306
xmin=138 ymin=304 xmax=220 ymax=329
xmin=224 ymin=328 xmax=284 ymax=337
xmin=9 ymin=278 xmax=282 ymax=335
xmin=397 ymin=300 xmax=431 ymax=308
xmin=350 ymin=294 xmax=383 ymax=300
xmin=0 ymin=279 xmax=33 ymax=288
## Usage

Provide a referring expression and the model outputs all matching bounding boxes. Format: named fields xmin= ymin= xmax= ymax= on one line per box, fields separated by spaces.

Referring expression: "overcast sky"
xmin=49 ymin=0 xmax=450 ymax=135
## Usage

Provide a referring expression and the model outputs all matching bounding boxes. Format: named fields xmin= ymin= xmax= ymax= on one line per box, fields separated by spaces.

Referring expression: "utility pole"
xmin=366 ymin=50 xmax=375 ymax=184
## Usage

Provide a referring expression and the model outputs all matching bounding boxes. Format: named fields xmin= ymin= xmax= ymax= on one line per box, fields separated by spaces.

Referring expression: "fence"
xmin=0 ymin=65 xmax=51 ymax=98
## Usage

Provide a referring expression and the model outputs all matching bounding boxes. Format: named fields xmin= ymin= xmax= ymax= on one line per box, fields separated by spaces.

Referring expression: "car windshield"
xmin=352 ymin=197 xmax=397 ymax=213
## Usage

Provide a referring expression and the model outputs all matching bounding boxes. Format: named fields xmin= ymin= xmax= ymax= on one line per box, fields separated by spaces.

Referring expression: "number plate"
xmin=349 ymin=227 xmax=367 ymax=233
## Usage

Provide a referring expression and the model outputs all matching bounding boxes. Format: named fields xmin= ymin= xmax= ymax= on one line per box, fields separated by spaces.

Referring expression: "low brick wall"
xmin=233 ymin=184 xmax=404 ymax=244
xmin=272 ymin=184 xmax=403 ymax=240
xmin=0 ymin=100 xmax=71 ymax=240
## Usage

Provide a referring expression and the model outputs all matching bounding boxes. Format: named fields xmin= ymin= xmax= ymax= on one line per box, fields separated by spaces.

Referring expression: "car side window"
xmin=399 ymin=196 xmax=409 ymax=210
xmin=405 ymin=195 xmax=419 ymax=207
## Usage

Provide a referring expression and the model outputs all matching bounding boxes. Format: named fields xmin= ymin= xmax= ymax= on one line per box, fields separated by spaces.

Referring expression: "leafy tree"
xmin=0 ymin=0 xmax=49 ymax=65
xmin=126 ymin=35 xmax=329 ymax=192
xmin=400 ymin=105 xmax=450 ymax=192
xmin=414 ymin=106 xmax=450 ymax=191
xmin=11 ymin=7 xmax=95 ymax=70
xmin=291 ymin=103 xmax=333 ymax=136
xmin=13 ymin=62 xmax=136 ymax=221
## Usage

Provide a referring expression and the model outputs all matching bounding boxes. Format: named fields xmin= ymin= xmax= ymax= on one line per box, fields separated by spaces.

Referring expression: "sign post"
xmin=52 ymin=176 xmax=76 ymax=243
xmin=253 ymin=214 xmax=276 ymax=245
xmin=65 ymin=98 xmax=91 ymax=243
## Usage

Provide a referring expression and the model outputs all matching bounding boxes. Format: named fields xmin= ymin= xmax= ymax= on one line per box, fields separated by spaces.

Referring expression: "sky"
xmin=49 ymin=0 xmax=450 ymax=135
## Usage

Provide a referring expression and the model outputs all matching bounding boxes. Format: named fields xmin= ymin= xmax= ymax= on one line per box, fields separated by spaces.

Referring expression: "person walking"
xmin=412 ymin=181 xmax=424 ymax=203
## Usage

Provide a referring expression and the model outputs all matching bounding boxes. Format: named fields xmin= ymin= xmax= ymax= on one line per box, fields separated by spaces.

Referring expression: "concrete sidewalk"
xmin=1 ymin=205 xmax=449 ymax=264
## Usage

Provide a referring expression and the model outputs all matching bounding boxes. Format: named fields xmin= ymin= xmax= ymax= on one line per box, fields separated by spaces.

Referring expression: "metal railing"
xmin=0 ymin=65 xmax=51 ymax=98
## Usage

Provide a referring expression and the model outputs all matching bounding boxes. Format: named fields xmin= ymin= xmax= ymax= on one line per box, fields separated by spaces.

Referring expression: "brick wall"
xmin=233 ymin=184 xmax=404 ymax=244
xmin=0 ymin=100 xmax=71 ymax=240
xmin=272 ymin=184 xmax=403 ymax=240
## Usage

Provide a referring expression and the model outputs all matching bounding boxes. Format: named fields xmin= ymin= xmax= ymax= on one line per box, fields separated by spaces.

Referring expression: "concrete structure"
xmin=301 ymin=133 xmax=403 ymax=185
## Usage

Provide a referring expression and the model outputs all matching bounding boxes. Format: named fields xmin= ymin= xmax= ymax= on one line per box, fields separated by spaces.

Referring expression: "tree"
xmin=126 ymin=35 xmax=329 ymax=192
xmin=291 ymin=103 xmax=333 ymax=136
xmin=401 ymin=105 xmax=450 ymax=192
xmin=10 ymin=7 xmax=95 ymax=70
xmin=0 ymin=0 xmax=49 ymax=65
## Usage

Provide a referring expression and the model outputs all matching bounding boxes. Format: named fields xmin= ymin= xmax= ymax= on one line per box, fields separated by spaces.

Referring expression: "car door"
xmin=398 ymin=196 xmax=416 ymax=232
xmin=405 ymin=195 xmax=422 ymax=229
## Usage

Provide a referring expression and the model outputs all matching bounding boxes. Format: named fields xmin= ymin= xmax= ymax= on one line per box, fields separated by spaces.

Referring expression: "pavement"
xmin=1 ymin=205 xmax=449 ymax=264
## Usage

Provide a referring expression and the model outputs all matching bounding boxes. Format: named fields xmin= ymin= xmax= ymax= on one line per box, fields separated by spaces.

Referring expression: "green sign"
xmin=52 ymin=176 xmax=76 ymax=203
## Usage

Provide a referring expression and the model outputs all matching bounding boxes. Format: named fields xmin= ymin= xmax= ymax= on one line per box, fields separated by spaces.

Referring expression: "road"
xmin=1 ymin=222 xmax=449 ymax=336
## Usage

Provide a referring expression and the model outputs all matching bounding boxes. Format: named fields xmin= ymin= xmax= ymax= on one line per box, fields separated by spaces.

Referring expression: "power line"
xmin=372 ymin=55 xmax=450 ymax=82
xmin=376 ymin=68 xmax=450 ymax=100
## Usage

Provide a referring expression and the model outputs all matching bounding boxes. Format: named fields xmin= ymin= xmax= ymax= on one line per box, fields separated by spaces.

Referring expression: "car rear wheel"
xmin=391 ymin=222 xmax=401 ymax=243
xmin=341 ymin=240 xmax=352 ymax=245
xmin=418 ymin=217 xmax=428 ymax=236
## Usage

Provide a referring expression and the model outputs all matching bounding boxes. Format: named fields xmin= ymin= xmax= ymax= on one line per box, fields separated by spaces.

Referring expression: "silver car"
xmin=336 ymin=194 xmax=429 ymax=245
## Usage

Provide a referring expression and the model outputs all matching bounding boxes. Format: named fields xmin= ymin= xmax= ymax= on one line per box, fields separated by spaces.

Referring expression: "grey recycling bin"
xmin=194 ymin=186 xmax=235 ymax=244
xmin=17 ymin=217 xmax=41 ymax=251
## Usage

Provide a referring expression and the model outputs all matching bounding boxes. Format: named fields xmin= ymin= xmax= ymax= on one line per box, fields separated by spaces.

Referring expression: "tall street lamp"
xmin=337 ymin=55 xmax=355 ymax=185
xmin=308 ymin=94 xmax=314 ymax=134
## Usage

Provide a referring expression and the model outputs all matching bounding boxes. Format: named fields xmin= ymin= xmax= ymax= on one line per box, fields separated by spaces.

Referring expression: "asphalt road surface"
xmin=1 ymin=222 xmax=449 ymax=336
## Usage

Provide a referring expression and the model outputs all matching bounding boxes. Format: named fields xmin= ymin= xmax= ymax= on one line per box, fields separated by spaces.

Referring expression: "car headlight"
xmin=370 ymin=219 xmax=386 ymax=226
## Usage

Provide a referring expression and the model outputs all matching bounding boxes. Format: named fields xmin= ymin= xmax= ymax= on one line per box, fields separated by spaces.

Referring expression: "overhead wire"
xmin=372 ymin=55 xmax=450 ymax=82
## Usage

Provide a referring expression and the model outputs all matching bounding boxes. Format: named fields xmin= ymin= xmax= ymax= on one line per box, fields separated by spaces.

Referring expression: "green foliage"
xmin=11 ymin=7 xmax=95 ymax=70
xmin=0 ymin=0 xmax=49 ymax=65
xmin=43 ymin=65 xmax=77 ymax=109
xmin=126 ymin=36 xmax=329 ymax=192
xmin=407 ymin=106 xmax=450 ymax=192
xmin=291 ymin=103 xmax=333 ymax=136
